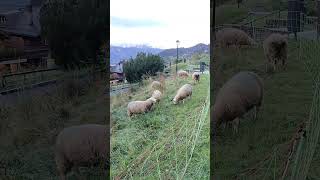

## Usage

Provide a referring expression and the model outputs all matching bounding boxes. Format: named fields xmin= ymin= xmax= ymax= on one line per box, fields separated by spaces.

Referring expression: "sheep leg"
xmin=56 ymin=155 xmax=68 ymax=180
xmin=253 ymin=106 xmax=259 ymax=121
xmin=232 ymin=118 xmax=240 ymax=134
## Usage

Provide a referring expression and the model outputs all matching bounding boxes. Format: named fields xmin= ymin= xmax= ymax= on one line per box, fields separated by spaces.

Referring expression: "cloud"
xmin=111 ymin=16 xmax=165 ymax=28
xmin=110 ymin=0 xmax=209 ymax=49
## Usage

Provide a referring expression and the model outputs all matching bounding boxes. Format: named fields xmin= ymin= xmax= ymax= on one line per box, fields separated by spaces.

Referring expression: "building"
xmin=110 ymin=60 xmax=125 ymax=82
xmin=0 ymin=0 xmax=50 ymax=74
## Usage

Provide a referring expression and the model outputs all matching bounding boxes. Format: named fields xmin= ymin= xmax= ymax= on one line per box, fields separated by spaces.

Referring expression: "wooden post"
xmin=318 ymin=0 xmax=320 ymax=40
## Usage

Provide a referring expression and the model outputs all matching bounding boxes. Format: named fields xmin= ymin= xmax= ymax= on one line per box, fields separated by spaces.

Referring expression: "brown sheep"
xmin=216 ymin=28 xmax=256 ymax=48
xmin=263 ymin=33 xmax=288 ymax=72
xmin=192 ymin=72 xmax=200 ymax=84
xmin=127 ymin=97 xmax=157 ymax=117
xmin=173 ymin=84 xmax=193 ymax=104
xmin=55 ymin=124 xmax=108 ymax=180
xmin=212 ymin=71 xmax=264 ymax=133
xmin=177 ymin=70 xmax=189 ymax=78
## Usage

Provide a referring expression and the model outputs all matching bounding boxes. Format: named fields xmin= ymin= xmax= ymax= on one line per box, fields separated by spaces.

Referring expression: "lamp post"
xmin=176 ymin=40 xmax=180 ymax=75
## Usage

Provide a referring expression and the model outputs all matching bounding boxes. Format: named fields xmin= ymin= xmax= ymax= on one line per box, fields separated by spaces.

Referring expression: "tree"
xmin=40 ymin=0 xmax=108 ymax=69
xmin=124 ymin=53 xmax=165 ymax=83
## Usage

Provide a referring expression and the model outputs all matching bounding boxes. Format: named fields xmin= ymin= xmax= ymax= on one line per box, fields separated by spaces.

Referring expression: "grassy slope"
xmin=212 ymin=41 xmax=319 ymax=179
xmin=0 ymin=78 xmax=107 ymax=179
xmin=111 ymin=70 xmax=210 ymax=179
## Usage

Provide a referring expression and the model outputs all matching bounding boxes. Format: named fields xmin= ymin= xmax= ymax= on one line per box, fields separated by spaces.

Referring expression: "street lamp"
xmin=176 ymin=40 xmax=180 ymax=75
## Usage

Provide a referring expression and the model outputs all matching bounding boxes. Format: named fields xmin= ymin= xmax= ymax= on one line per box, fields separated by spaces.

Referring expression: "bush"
xmin=123 ymin=52 xmax=165 ymax=83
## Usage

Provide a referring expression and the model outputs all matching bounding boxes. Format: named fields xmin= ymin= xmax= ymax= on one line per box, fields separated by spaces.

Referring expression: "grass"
xmin=212 ymin=39 xmax=320 ymax=179
xmin=0 ymin=72 xmax=107 ymax=179
xmin=111 ymin=70 xmax=210 ymax=179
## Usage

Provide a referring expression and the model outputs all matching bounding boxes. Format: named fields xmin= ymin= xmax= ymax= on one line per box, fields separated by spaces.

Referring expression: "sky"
xmin=110 ymin=0 xmax=210 ymax=49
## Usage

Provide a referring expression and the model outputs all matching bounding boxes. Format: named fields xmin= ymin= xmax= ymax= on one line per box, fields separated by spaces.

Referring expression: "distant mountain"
xmin=110 ymin=45 xmax=163 ymax=64
xmin=158 ymin=43 xmax=209 ymax=58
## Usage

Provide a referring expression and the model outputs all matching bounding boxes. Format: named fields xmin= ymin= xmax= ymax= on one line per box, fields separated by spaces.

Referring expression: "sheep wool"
xmin=177 ymin=70 xmax=189 ymax=78
xmin=55 ymin=124 xmax=108 ymax=180
xmin=152 ymin=90 xmax=162 ymax=102
xmin=151 ymin=81 xmax=163 ymax=91
xmin=127 ymin=98 xmax=157 ymax=117
xmin=173 ymin=84 xmax=193 ymax=104
xmin=263 ymin=33 xmax=288 ymax=72
xmin=216 ymin=28 xmax=256 ymax=48
xmin=212 ymin=71 xmax=264 ymax=133
xmin=192 ymin=72 xmax=200 ymax=83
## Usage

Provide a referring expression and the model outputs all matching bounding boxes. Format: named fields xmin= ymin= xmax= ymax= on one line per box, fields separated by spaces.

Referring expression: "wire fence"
xmin=214 ymin=1 xmax=320 ymax=179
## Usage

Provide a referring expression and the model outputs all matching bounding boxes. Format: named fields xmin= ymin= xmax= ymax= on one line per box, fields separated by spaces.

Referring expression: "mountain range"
xmin=110 ymin=43 xmax=209 ymax=64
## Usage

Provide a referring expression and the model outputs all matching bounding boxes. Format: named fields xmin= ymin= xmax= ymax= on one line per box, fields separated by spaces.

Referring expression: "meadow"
xmin=0 ymin=71 xmax=108 ymax=179
xmin=111 ymin=61 xmax=210 ymax=179
xmin=212 ymin=38 xmax=320 ymax=179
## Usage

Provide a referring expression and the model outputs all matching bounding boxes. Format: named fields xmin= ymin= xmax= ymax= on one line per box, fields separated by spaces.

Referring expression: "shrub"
xmin=123 ymin=52 xmax=165 ymax=83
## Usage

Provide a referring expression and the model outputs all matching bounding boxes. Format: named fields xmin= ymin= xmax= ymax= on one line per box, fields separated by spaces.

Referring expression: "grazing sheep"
xmin=127 ymin=97 xmax=157 ymax=117
xmin=192 ymin=72 xmax=200 ymax=84
xmin=152 ymin=90 xmax=162 ymax=102
xmin=151 ymin=81 xmax=164 ymax=91
xmin=173 ymin=84 xmax=193 ymax=104
xmin=55 ymin=124 xmax=108 ymax=180
xmin=263 ymin=33 xmax=288 ymax=72
xmin=212 ymin=71 xmax=264 ymax=133
xmin=216 ymin=28 xmax=256 ymax=48
xmin=177 ymin=70 xmax=189 ymax=78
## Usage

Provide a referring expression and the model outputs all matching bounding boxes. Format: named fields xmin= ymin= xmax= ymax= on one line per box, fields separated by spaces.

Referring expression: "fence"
xmin=0 ymin=67 xmax=106 ymax=94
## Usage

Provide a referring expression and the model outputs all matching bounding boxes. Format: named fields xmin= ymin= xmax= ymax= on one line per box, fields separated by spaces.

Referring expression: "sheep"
xmin=173 ymin=84 xmax=193 ymax=104
xmin=212 ymin=71 xmax=264 ymax=134
xmin=177 ymin=70 xmax=189 ymax=78
xmin=215 ymin=28 xmax=256 ymax=48
xmin=127 ymin=97 xmax=157 ymax=117
xmin=263 ymin=33 xmax=288 ymax=72
xmin=192 ymin=72 xmax=200 ymax=84
xmin=151 ymin=90 xmax=162 ymax=102
xmin=55 ymin=124 xmax=108 ymax=180
xmin=151 ymin=81 xmax=164 ymax=92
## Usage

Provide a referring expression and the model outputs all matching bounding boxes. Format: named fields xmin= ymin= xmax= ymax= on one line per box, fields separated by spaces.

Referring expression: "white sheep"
xmin=263 ymin=33 xmax=288 ymax=72
xmin=55 ymin=124 xmax=108 ymax=180
xmin=151 ymin=90 xmax=162 ymax=102
xmin=192 ymin=72 xmax=200 ymax=84
xmin=177 ymin=70 xmax=189 ymax=78
xmin=150 ymin=81 xmax=164 ymax=91
xmin=173 ymin=84 xmax=193 ymax=104
xmin=216 ymin=28 xmax=256 ymax=48
xmin=127 ymin=97 xmax=157 ymax=117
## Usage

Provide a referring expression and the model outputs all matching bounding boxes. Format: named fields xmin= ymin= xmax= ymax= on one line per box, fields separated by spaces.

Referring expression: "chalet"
xmin=110 ymin=60 xmax=125 ymax=82
xmin=0 ymin=0 xmax=51 ymax=75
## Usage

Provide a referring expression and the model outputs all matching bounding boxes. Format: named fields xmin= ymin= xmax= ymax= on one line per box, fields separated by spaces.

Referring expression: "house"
xmin=110 ymin=60 xmax=125 ymax=82
xmin=0 ymin=0 xmax=51 ymax=74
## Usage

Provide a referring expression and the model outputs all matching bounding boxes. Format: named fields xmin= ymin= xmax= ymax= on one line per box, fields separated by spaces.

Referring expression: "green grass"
xmin=111 ymin=72 xmax=210 ymax=179
xmin=0 ymin=74 xmax=107 ymax=179
xmin=212 ymin=40 xmax=320 ymax=179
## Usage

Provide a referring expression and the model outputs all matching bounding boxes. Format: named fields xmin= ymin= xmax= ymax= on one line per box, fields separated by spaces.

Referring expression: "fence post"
xmin=318 ymin=0 xmax=320 ymax=40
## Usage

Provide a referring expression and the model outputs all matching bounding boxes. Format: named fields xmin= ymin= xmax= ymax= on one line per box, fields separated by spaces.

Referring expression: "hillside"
xmin=212 ymin=38 xmax=320 ymax=178
xmin=158 ymin=43 xmax=209 ymax=58
xmin=110 ymin=45 xmax=163 ymax=64
xmin=111 ymin=63 xmax=210 ymax=179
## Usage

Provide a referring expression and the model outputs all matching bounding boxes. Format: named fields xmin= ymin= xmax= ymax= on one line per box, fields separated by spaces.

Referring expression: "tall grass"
xmin=111 ymin=72 xmax=210 ymax=179
xmin=213 ymin=40 xmax=314 ymax=179
xmin=0 ymin=71 xmax=107 ymax=179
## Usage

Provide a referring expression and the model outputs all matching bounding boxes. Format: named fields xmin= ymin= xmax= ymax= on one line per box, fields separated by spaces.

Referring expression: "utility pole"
xmin=176 ymin=40 xmax=180 ymax=75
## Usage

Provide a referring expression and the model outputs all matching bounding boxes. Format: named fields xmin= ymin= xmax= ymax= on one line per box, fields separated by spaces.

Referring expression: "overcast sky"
xmin=110 ymin=0 xmax=209 ymax=49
